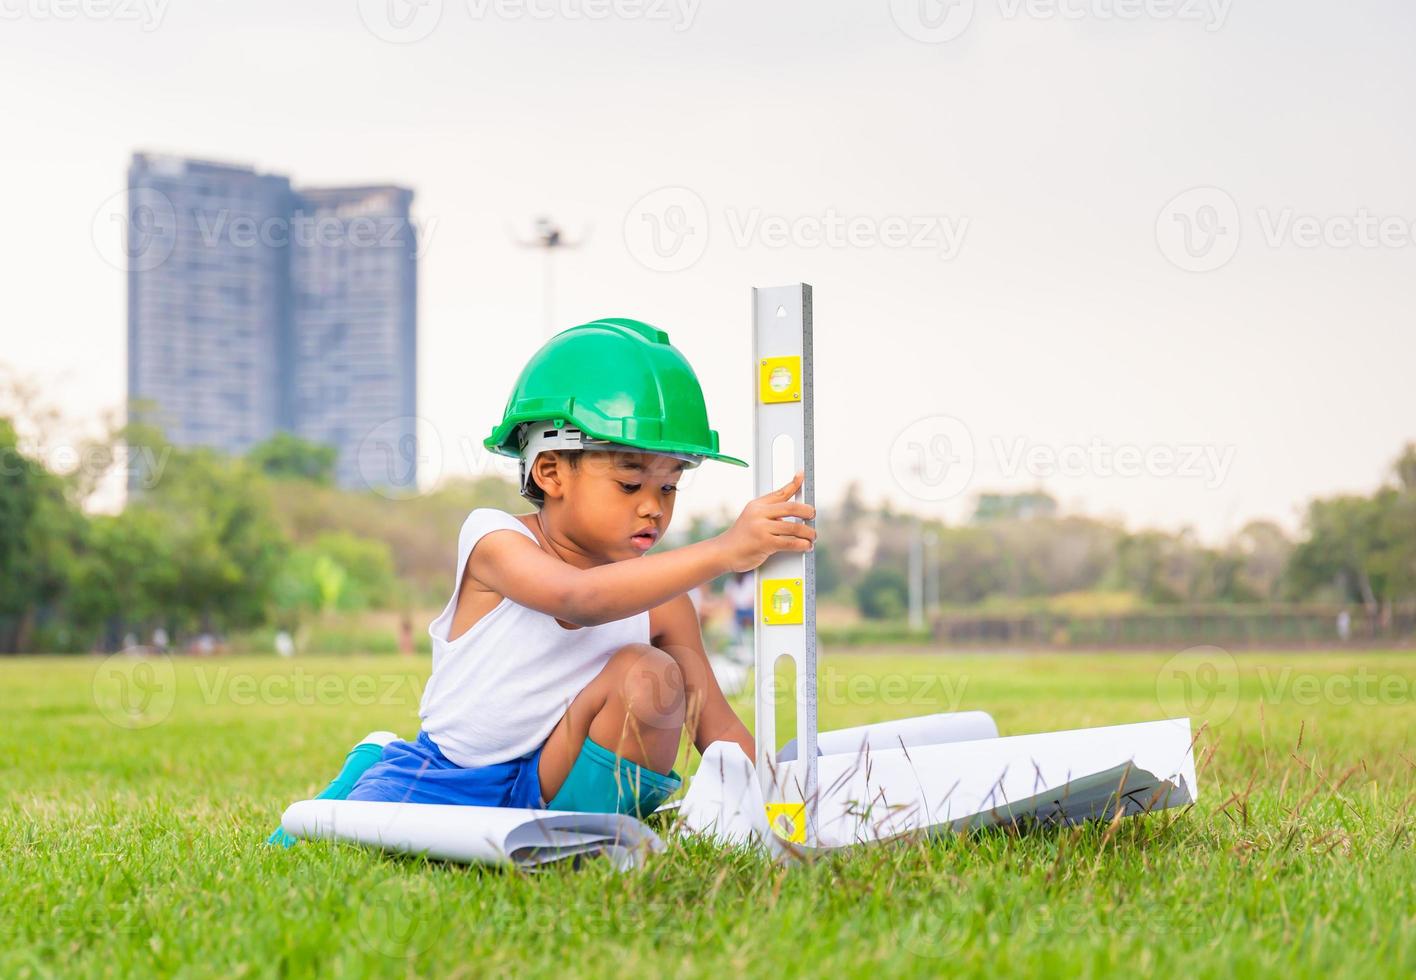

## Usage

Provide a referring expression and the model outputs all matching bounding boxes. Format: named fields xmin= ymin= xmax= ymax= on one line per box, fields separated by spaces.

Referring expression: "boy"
xmin=275 ymin=317 xmax=814 ymax=826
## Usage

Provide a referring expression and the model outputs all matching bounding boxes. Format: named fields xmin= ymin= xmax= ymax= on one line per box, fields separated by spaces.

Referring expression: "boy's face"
xmin=538 ymin=449 xmax=686 ymax=561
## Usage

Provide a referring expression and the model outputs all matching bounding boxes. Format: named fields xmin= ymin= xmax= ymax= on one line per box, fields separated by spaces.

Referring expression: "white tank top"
xmin=419 ymin=508 xmax=651 ymax=767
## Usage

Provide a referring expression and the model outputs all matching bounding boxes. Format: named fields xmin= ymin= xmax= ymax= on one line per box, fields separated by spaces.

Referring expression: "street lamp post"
xmin=513 ymin=217 xmax=586 ymax=336
xmin=909 ymin=519 xmax=924 ymax=631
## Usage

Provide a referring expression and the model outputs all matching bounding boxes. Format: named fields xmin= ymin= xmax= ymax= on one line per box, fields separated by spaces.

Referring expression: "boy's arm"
xmin=468 ymin=532 xmax=732 ymax=628
xmin=650 ymin=594 xmax=755 ymax=761
xmin=469 ymin=473 xmax=814 ymax=627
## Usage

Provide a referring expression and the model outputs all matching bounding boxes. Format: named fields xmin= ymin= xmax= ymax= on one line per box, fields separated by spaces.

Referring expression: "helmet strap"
xmin=516 ymin=421 xmax=702 ymax=499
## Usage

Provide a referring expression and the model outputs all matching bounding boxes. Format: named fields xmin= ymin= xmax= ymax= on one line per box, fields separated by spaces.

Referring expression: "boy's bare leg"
xmin=538 ymin=643 xmax=686 ymax=801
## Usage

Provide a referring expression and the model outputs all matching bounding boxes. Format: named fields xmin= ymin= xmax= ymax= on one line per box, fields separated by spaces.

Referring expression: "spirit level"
xmin=752 ymin=283 xmax=818 ymax=843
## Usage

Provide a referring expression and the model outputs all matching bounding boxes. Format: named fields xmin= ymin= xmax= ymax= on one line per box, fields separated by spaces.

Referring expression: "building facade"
xmin=126 ymin=153 xmax=418 ymax=491
xmin=289 ymin=186 xmax=418 ymax=490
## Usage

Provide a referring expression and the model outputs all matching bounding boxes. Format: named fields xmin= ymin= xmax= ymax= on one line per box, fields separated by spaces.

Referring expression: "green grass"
xmin=3 ymin=649 xmax=1414 ymax=978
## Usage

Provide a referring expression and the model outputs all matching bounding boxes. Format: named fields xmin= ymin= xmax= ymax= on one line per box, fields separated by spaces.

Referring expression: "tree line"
xmin=822 ymin=444 xmax=1416 ymax=621
xmin=1 ymin=394 xmax=1412 ymax=650
xmin=0 ymin=417 xmax=520 ymax=653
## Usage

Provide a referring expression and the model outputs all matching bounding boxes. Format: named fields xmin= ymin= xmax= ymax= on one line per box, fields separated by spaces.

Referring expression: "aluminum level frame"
xmin=751 ymin=284 xmax=819 ymax=841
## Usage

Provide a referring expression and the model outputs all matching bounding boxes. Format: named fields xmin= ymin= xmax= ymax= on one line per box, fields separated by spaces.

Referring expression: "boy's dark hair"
xmin=525 ymin=450 xmax=580 ymax=508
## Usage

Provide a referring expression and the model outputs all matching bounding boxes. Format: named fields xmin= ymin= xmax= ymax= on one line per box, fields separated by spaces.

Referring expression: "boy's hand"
xmin=717 ymin=471 xmax=816 ymax=573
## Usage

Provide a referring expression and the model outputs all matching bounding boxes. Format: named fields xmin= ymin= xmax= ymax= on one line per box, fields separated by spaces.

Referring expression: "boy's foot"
xmin=267 ymin=731 xmax=400 ymax=848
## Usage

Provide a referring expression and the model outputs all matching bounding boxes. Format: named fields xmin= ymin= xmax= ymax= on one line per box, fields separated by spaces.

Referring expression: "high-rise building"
xmin=290 ymin=187 xmax=418 ymax=489
xmin=126 ymin=153 xmax=418 ymax=490
xmin=126 ymin=155 xmax=294 ymax=453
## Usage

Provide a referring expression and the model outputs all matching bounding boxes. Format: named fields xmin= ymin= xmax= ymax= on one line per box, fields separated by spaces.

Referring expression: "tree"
xmin=0 ymin=418 xmax=44 ymax=644
xmin=833 ymin=482 xmax=868 ymax=581
xmin=1376 ymin=444 xmax=1416 ymax=605
xmin=69 ymin=509 xmax=178 ymax=641
xmin=932 ymin=526 xmax=1006 ymax=604
xmin=1394 ymin=442 xmax=1416 ymax=493
xmin=262 ymin=472 xmax=522 ymax=606
xmin=994 ymin=516 xmax=1117 ymax=597
xmin=1367 ymin=486 xmax=1416 ymax=608
xmin=855 ymin=566 xmax=909 ymax=620
xmin=1231 ymin=520 xmax=1291 ymax=601
xmin=1286 ymin=495 xmax=1383 ymax=608
xmin=813 ymin=540 xmax=843 ymax=596
xmin=131 ymin=448 xmax=288 ymax=635
xmin=1284 ymin=444 xmax=1416 ymax=609
xmin=973 ymin=491 xmax=1058 ymax=524
xmin=273 ymin=531 xmax=397 ymax=622
xmin=1107 ymin=530 xmax=1189 ymax=604
xmin=0 ymin=419 xmax=84 ymax=652
xmin=248 ymin=432 xmax=338 ymax=485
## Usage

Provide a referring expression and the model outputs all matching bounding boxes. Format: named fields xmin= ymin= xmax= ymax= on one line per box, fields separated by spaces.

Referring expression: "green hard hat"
xmin=484 ymin=317 xmax=748 ymax=467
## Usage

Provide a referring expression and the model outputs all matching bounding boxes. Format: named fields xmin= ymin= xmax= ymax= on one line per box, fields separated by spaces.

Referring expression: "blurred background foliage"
xmin=1 ymin=383 xmax=1413 ymax=653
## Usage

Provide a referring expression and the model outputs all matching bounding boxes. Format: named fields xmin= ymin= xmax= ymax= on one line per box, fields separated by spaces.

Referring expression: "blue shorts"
xmin=348 ymin=732 xmax=545 ymax=808
xmin=347 ymin=731 xmax=681 ymax=817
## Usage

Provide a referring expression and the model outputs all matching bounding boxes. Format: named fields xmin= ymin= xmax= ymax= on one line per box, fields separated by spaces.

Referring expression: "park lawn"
xmin=2 ymin=649 xmax=1414 ymax=978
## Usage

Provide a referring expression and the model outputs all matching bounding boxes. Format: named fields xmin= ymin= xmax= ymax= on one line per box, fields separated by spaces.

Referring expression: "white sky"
xmin=2 ymin=0 xmax=1413 ymax=542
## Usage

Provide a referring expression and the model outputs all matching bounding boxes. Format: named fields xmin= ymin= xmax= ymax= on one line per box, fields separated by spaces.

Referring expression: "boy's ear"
xmin=532 ymin=451 xmax=568 ymax=501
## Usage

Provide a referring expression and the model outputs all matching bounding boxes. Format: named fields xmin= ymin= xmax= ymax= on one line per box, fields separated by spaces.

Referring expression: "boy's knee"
xmin=604 ymin=642 xmax=673 ymax=677
xmin=609 ymin=644 xmax=684 ymax=728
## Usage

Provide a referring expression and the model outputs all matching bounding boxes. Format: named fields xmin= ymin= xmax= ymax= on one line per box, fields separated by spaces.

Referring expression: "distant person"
xmin=726 ymin=570 xmax=756 ymax=652
xmin=268 ymin=318 xmax=813 ymax=841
